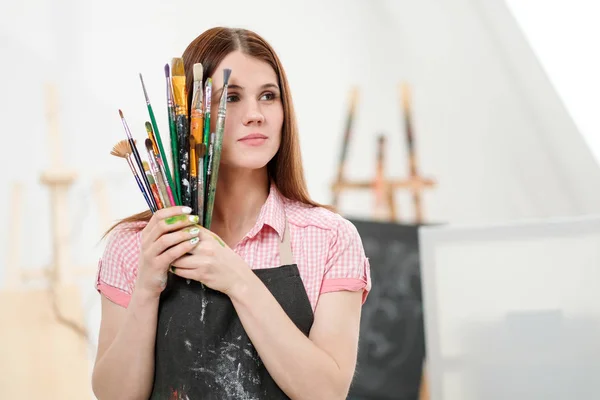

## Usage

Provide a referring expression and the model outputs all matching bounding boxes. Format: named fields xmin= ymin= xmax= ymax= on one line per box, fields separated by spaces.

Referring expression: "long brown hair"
xmin=104 ymin=27 xmax=324 ymax=237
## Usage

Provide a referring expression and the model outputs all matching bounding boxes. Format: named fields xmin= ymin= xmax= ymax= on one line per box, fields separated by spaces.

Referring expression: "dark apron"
xmin=150 ymin=218 xmax=314 ymax=400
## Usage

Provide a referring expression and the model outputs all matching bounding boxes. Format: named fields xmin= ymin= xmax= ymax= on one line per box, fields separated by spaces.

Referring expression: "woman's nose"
xmin=242 ymin=101 xmax=265 ymax=125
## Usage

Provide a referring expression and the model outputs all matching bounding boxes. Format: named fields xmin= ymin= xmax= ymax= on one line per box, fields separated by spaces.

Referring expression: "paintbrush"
xmin=139 ymin=72 xmax=178 ymax=208
xmin=202 ymin=77 xmax=212 ymax=177
xmin=119 ymin=109 xmax=157 ymax=212
xmin=204 ymin=68 xmax=231 ymax=229
xmin=110 ymin=139 xmax=155 ymax=212
xmin=145 ymin=136 xmax=170 ymax=208
xmin=195 ymin=142 xmax=206 ymax=226
xmin=205 ymin=131 xmax=214 ymax=217
xmin=171 ymin=57 xmax=191 ymax=208
xmin=143 ymin=161 xmax=164 ymax=209
xmin=190 ymin=63 xmax=204 ymax=216
xmin=145 ymin=122 xmax=175 ymax=207
xmin=165 ymin=63 xmax=181 ymax=205
xmin=189 ymin=135 xmax=198 ymax=214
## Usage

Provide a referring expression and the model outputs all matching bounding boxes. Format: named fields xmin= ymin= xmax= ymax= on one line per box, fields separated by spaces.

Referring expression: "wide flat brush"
xmin=171 ymin=57 xmax=191 ymax=208
xmin=190 ymin=63 xmax=204 ymax=216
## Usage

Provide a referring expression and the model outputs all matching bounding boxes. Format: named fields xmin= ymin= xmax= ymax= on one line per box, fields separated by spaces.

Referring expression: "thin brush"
xmin=145 ymin=135 xmax=170 ymax=208
xmin=171 ymin=57 xmax=191 ymax=208
xmin=195 ymin=142 xmax=206 ymax=227
xmin=205 ymin=131 xmax=215 ymax=217
xmin=202 ymin=78 xmax=212 ymax=177
xmin=143 ymin=161 xmax=163 ymax=209
xmin=110 ymin=139 xmax=154 ymax=211
xmin=190 ymin=63 xmax=204 ymax=216
xmin=145 ymin=122 xmax=176 ymax=207
xmin=189 ymin=136 xmax=198 ymax=215
xmin=139 ymin=72 xmax=178 ymax=207
xmin=204 ymin=68 xmax=231 ymax=229
xmin=118 ymin=109 xmax=157 ymax=212
xmin=165 ymin=64 xmax=181 ymax=205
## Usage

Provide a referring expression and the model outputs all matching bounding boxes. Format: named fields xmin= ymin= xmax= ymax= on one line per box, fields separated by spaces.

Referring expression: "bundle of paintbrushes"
xmin=111 ymin=58 xmax=232 ymax=230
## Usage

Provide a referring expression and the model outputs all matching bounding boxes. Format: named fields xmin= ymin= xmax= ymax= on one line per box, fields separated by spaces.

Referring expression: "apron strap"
xmin=278 ymin=218 xmax=294 ymax=266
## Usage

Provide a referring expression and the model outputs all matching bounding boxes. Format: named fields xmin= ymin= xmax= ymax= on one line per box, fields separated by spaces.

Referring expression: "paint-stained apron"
xmin=150 ymin=218 xmax=314 ymax=400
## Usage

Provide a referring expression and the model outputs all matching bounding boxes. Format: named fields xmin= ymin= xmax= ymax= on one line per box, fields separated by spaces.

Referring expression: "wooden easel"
xmin=1 ymin=83 xmax=110 ymax=399
xmin=331 ymin=83 xmax=434 ymax=399
xmin=331 ymin=83 xmax=436 ymax=223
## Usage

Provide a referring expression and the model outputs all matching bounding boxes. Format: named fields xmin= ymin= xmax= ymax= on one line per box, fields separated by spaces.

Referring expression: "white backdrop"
xmin=506 ymin=0 xmax=600 ymax=164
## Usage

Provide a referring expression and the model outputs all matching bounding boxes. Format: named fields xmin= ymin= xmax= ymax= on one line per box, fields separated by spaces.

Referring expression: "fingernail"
xmin=165 ymin=215 xmax=185 ymax=225
xmin=190 ymin=237 xmax=200 ymax=245
xmin=189 ymin=227 xmax=200 ymax=235
xmin=189 ymin=215 xmax=200 ymax=223
xmin=181 ymin=206 xmax=192 ymax=214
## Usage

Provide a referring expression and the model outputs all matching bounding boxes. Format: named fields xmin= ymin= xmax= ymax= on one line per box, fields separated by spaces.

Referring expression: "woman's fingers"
xmin=146 ymin=206 xmax=191 ymax=231
xmin=157 ymin=234 xmax=201 ymax=266
xmin=170 ymin=267 xmax=197 ymax=281
xmin=172 ymin=254 xmax=207 ymax=270
xmin=150 ymin=225 xmax=201 ymax=256
xmin=146 ymin=210 xmax=200 ymax=246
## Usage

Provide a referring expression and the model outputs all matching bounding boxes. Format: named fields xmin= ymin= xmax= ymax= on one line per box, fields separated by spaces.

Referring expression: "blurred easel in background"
xmin=1 ymin=83 xmax=109 ymax=399
xmin=331 ymin=84 xmax=436 ymax=223
xmin=331 ymin=83 xmax=435 ymax=400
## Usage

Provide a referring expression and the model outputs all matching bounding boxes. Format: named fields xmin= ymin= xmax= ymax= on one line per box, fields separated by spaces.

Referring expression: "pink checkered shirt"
xmin=95 ymin=184 xmax=371 ymax=311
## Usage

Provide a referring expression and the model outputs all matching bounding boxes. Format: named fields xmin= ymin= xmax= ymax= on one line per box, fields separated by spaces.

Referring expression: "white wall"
xmin=2 ymin=0 xmax=600 ymax=392
xmin=505 ymin=0 xmax=600 ymax=164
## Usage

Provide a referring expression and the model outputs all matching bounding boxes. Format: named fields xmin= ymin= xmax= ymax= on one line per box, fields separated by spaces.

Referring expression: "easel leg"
xmin=419 ymin=363 xmax=429 ymax=400
xmin=387 ymin=183 xmax=397 ymax=222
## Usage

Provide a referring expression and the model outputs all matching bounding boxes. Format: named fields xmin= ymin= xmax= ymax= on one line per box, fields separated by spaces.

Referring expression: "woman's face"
xmin=210 ymin=50 xmax=283 ymax=171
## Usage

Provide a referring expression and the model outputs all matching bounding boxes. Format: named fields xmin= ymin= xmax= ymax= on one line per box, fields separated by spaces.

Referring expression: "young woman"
xmin=92 ymin=27 xmax=371 ymax=400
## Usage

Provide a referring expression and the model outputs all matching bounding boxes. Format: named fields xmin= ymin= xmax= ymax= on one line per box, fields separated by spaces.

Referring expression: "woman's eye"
xmin=260 ymin=92 xmax=276 ymax=101
xmin=226 ymin=94 xmax=240 ymax=102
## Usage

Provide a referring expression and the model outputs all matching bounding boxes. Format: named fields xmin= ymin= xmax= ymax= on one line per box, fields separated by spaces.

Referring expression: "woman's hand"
xmin=135 ymin=206 xmax=202 ymax=298
xmin=170 ymin=227 xmax=252 ymax=297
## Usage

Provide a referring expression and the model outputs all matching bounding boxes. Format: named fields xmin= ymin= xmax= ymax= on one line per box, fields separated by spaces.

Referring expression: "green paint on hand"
xmin=210 ymin=233 xmax=226 ymax=247
xmin=165 ymin=214 xmax=199 ymax=225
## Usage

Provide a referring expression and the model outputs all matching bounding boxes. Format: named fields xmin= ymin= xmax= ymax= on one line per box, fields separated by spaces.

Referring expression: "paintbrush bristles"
xmin=193 ymin=64 xmax=203 ymax=82
xmin=111 ymin=139 xmax=133 ymax=158
xmin=171 ymin=58 xmax=185 ymax=78
xmin=145 ymin=138 xmax=154 ymax=152
xmin=165 ymin=64 xmax=170 ymax=78
xmin=139 ymin=73 xmax=150 ymax=103
xmin=223 ymin=68 xmax=231 ymax=85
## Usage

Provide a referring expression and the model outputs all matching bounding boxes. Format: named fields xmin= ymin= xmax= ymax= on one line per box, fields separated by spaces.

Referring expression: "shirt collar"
xmin=246 ymin=182 xmax=287 ymax=241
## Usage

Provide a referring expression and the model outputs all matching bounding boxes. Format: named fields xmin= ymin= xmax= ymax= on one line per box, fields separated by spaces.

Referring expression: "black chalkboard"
xmin=347 ymin=219 xmax=425 ymax=400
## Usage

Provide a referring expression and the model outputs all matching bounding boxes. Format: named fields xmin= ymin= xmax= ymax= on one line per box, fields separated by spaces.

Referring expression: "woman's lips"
xmin=238 ymin=133 xmax=268 ymax=146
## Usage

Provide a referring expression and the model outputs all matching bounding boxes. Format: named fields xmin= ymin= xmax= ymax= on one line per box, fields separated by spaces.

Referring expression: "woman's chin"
xmin=222 ymin=157 xmax=271 ymax=171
